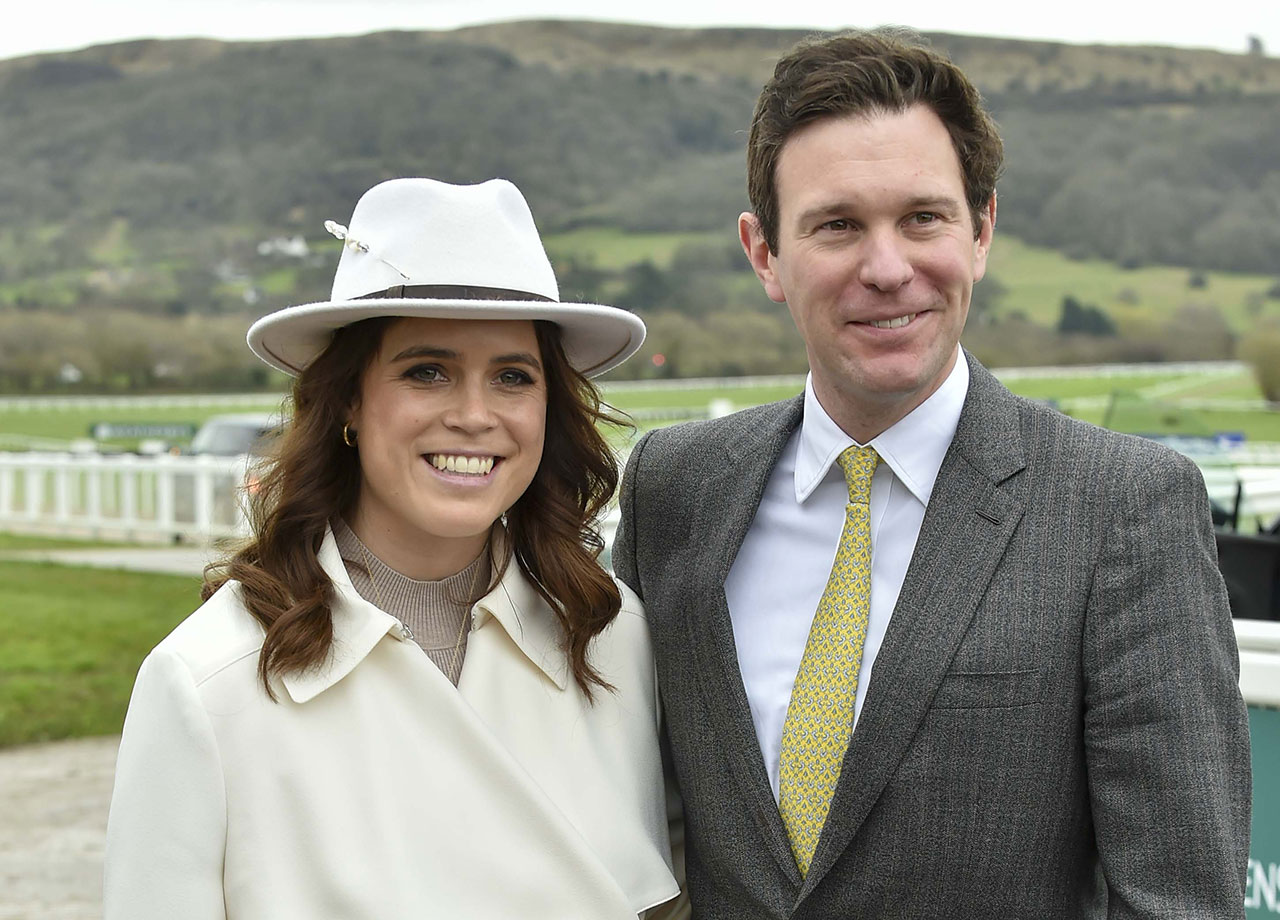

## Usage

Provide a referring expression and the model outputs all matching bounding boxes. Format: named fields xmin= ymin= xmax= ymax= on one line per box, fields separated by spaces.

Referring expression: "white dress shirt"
xmin=725 ymin=348 xmax=969 ymax=801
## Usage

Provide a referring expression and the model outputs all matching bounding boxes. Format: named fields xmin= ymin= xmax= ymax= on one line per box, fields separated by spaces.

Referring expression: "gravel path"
xmin=0 ymin=736 xmax=118 ymax=920
xmin=0 ymin=550 xmax=199 ymax=918
xmin=0 ymin=548 xmax=213 ymax=577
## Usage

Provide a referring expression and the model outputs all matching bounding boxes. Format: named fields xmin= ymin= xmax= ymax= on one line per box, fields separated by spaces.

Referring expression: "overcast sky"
xmin=5 ymin=1 xmax=1278 ymax=61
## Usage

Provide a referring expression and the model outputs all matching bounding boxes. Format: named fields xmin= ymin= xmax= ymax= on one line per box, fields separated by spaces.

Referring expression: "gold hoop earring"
xmin=342 ymin=423 xmax=357 ymax=447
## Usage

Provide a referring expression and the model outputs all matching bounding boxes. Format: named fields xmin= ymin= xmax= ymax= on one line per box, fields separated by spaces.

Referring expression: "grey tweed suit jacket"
xmin=613 ymin=352 xmax=1251 ymax=919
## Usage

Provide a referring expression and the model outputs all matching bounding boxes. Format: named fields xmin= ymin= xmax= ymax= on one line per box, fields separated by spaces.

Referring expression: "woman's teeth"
xmin=869 ymin=313 xmax=916 ymax=329
xmin=429 ymin=454 xmax=494 ymax=475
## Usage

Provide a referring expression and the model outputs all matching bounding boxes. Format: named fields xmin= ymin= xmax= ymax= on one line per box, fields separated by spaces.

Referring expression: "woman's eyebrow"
xmin=389 ymin=345 xmax=542 ymax=372
xmin=492 ymin=352 xmax=542 ymax=371
xmin=389 ymin=345 xmax=457 ymax=361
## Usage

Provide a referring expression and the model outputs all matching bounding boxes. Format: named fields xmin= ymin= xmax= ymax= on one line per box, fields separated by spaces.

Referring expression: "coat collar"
xmin=282 ymin=528 xmax=566 ymax=704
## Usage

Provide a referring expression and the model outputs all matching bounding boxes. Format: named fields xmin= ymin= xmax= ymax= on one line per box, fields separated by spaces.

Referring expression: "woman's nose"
xmin=442 ymin=383 xmax=498 ymax=431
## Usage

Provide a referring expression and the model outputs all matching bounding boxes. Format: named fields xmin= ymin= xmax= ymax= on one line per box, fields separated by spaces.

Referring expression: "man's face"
xmin=741 ymin=104 xmax=995 ymax=439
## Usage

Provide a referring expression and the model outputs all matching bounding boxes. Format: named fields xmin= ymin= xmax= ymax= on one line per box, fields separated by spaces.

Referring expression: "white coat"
xmin=104 ymin=530 xmax=679 ymax=919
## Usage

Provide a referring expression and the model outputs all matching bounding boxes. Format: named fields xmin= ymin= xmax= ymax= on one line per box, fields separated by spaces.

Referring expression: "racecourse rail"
xmin=0 ymin=445 xmax=1277 ymax=546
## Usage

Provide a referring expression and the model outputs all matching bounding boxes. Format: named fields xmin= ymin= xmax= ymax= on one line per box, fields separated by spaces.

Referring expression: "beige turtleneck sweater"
xmin=332 ymin=517 xmax=490 ymax=686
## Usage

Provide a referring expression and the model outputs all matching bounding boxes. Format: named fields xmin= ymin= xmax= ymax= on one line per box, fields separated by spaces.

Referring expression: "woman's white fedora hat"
xmin=247 ymin=177 xmax=646 ymax=378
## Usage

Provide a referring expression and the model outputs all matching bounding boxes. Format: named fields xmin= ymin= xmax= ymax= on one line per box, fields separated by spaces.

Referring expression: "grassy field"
xmin=0 ymin=532 xmax=132 ymax=551
xmin=985 ymin=237 xmax=1280 ymax=332
xmin=0 ymin=399 xmax=284 ymax=450
xmin=0 ymin=561 xmax=199 ymax=746
xmin=544 ymin=228 xmax=718 ymax=270
xmin=606 ymin=381 xmax=802 ymax=410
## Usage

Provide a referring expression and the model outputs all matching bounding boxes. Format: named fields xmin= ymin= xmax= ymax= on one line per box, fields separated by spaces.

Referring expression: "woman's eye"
xmin=497 ymin=369 xmax=534 ymax=386
xmin=405 ymin=364 xmax=444 ymax=382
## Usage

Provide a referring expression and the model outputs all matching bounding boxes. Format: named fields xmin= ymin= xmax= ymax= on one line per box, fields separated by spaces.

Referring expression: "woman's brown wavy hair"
xmin=203 ymin=318 xmax=628 ymax=701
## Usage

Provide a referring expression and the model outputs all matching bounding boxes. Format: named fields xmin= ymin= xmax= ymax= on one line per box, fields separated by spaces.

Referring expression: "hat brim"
xmin=247 ymin=297 xmax=646 ymax=378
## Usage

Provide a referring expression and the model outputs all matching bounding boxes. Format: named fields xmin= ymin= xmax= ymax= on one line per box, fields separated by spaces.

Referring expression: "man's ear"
xmin=972 ymin=193 xmax=997 ymax=283
xmin=739 ymin=212 xmax=786 ymax=304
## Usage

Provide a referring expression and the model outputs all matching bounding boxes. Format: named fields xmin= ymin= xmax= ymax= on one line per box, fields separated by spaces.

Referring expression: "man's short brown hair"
xmin=746 ymin=29 xmax=1004 ymax=252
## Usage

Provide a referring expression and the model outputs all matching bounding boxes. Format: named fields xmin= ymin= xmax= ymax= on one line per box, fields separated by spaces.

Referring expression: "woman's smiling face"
xmin=346 ymin=316 xmax=547 ymax=578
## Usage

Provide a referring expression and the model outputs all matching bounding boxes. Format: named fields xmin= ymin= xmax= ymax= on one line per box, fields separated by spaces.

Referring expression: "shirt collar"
xmin=282 ymin=527 xmax=567 ymax=704
xmin=795 ymin=345 xmax=969 ymax=506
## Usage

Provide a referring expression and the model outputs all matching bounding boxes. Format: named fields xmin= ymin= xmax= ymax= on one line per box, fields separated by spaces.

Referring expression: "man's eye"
xmin=910 ymin=212 xmax=938 ymax=225
xmin=822 ymin=219 xmax=852 ymax=231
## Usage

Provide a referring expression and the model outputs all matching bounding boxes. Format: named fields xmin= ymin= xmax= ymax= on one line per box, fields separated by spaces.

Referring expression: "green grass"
xmin=87 ymin=217 xmax=137 ymax=266
xmin=257 ymin=266 xmax=301 ymax=296
xmin=999 ymin=373 xmax=1192 ymax=400
xmin=0 ymin=561 xmax=200 ymax=746
xmin=0 ymin=398 xmax=285 ymax=447
xmin=544 ymin=228 xmax=718 ymax=270
xmin=1172 ymin=374 xmax=1266 ymax=401
xmin=1059 ymin=401 xmax=1280 ymax=441
xmin=0 ymin=532 xmax=133 ymax=551
xmin=987 ymin=237 xmax=1280 ymax=331
xmin=605 ymin=382 xmax=802 ymax=411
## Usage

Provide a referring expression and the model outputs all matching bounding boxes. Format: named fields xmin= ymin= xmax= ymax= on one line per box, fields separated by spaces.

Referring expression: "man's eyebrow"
xmin=795 ymin=195 xmax=964 ymax=225
xmin=903 ymin=195 xmax=963 ymax=212
xmin=795 ymin=201 xmax=857 ymax=225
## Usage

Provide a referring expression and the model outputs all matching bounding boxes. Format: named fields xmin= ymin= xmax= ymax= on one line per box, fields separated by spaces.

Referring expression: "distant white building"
xmin=256 ymin=236 xmax=310 ymax=259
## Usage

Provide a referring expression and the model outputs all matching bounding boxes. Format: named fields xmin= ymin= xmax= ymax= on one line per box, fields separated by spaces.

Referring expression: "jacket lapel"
xmin=685 ymin=395 xmax=808 ymax=885
xmin=798 ymin=354 xmax=1030 ymax=899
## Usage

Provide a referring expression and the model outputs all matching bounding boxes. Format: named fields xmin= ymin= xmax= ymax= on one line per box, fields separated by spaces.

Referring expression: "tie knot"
xmin=836 ymin=445 xmax=879 ymax=504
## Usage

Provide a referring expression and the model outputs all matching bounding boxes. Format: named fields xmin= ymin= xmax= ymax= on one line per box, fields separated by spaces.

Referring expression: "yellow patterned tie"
xmin=779 ymin=445 xmax=879 ymax=876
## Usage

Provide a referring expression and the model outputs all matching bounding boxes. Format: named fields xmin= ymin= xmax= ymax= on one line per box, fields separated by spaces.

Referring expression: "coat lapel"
xmin=798 ymin=354 xmax=1030 ymax=899
xmin=685 ymin=395 xmax=808 ymax=884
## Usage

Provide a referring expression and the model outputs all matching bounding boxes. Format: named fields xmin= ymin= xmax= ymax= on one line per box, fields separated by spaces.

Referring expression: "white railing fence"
xmin=0 ymin=452 xmax=253 ymax=542
xmin=0 ymin=447 xmax=1277 ymax=544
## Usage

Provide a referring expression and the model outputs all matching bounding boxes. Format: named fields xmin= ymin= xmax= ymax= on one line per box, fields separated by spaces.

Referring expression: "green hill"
xmin=2 ymin=21 xmax=1279 ymax=391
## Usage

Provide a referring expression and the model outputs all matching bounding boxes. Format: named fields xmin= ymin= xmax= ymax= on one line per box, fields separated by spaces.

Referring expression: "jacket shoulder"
xmin=1012 ymin=392 xmax=1201 ymax=480
xmin=614 ymin=576 xmax=645 ymax=622
xmin=635 ymin=395 xmax=802 ymax=465
xmin=148 ymin=581 xmax=266 ymax=687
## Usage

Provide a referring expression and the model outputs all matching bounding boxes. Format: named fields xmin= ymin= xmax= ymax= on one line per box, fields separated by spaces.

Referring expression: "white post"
xmin=120 ymin=454 xmax=139 ymax=539
xmin=0 ymin=462 xmax=13 ymax=521
xmin=24 ymin=463 xmax=42 ymax=522
xmin=53 ymin=455 xmax=73 ymax=529
xmin=194 ymin=457 xmax=214 ymax=537
xmin=86 ymin=454 xmax=103 ymax=535
xmin=233 ymin=454 xmax=253 ymax=538
xmin=157 ymin=464 xmax=176 ymax=537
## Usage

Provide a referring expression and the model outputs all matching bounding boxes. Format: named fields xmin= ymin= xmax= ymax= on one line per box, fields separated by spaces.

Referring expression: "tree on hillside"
xmin=1240 ymin=320 xmax=1280 ymax=402
xmin=1057 ymin=296 xmax=1116 ymax=336
xmin=967 ymin=274 xmax=1008 ymax=325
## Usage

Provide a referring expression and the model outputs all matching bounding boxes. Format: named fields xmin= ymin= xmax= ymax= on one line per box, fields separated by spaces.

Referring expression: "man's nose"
xmin=857 ymin=230 xmax=914 ymax=292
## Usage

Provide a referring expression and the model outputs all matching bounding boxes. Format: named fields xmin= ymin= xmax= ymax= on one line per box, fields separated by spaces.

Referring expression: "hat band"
xmin=355 ymin=284 xmax=556 ymax=303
